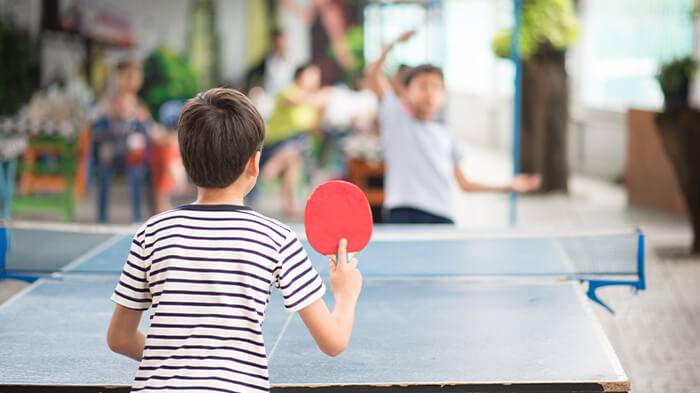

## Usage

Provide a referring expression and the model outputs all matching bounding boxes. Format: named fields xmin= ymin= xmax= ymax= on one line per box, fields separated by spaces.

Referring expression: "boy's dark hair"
xmin=271 ymin=27 xmax=284 ymax=39
xmin=178 ymin=88 xmax=265 ymax=188
xmin=116 ymin=59 xmax=141 ymax=72
xmin=396 ymin=64 xmax=413 ymax=87
xmin=404 ymin=64 xmax=444 ymax=86
xmin=294 ymin=63 xmax=317 ymax=81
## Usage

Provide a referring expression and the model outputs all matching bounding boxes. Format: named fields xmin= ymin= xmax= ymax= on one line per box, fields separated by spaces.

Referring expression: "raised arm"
xmin=364 ymin=30 xmax=415 ymax=99
xmin=454 ymin=165 xmax=542 ymax=193
xmin=298 ymin=239 xmax=362 ymax=356
xmin=284 ymin=86 xmax=334 ymax=110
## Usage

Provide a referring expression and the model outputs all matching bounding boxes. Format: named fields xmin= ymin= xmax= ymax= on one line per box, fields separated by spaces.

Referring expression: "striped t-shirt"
xmin=111 ymin=204 xmax=326 ymax=393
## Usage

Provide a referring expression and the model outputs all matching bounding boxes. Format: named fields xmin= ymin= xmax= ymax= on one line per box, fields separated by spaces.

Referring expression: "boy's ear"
xmin=247 ymin=151 xmax=261 ymax=178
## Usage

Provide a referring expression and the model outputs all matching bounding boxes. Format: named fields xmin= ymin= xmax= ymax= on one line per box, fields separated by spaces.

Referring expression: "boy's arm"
xmin=297 ymin=239 xmax=362 ymax=357
xmin=284 ymin=86 xmax=334 ymax=110
xmin=364 ymin=30 xmax=416 ymax=99
xmin=454 ymin=165 xmax=542 ymax=193
xmin=107 ymin=304 xmax=146 ymax=361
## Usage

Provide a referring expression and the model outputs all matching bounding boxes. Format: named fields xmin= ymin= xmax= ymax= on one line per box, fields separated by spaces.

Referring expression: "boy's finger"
xmin=349 ymin=258 xmax=359 ymax=269
xmin=336 ymin=239 xmax=348 ymax=266
xmin=328 ymin=259 xmax=336 ymax=273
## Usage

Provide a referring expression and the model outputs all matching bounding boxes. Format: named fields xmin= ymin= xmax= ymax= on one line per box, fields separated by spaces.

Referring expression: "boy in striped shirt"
xmin=107 ymin=88 xmax=362 ymax=393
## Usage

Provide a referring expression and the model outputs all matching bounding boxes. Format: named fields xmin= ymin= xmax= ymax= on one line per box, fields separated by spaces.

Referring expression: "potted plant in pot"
xmin=657 ymin=55 xmax=697 ymax=111
xmin=655 ymin=55 xmax=700 ymax=254
xmin=491 ymin=0 xmax=580 ymax=193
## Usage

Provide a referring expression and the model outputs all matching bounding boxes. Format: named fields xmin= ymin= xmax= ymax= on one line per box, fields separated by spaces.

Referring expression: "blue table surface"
xmin=0 ymin=228 xmax=630 ymax=390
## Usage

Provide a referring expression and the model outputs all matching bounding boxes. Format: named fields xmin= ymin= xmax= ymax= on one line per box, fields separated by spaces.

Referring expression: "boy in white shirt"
xmin=364 ymin=31 xmax=541 ymax=224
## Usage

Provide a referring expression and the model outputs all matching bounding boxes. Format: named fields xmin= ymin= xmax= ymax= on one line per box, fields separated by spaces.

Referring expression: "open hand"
xmin=510 ymin=174 xmax=542 ymax=193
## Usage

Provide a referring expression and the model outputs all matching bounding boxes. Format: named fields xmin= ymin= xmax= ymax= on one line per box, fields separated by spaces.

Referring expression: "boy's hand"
xmin=329 ymin=239 xmax=362 ymax=304
xmin=381 ymin=30 xmax=416 ymax=52
xmin=396 ymin=30 xmax=416 ymax=43
xmin=510 ymin=174 xmax=542 ymax=193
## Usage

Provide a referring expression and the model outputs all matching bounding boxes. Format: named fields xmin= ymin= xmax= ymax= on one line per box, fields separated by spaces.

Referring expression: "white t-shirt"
xmin=378 ymin=91 xmax=464 ymax=220
xmin=264 ymin=55 xmax=294 ymax=96
xmin=111 ymin=204 xmax=326 ymax=393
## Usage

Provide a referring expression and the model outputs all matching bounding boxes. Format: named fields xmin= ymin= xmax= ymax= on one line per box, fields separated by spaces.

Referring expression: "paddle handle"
xmin=329 ymin=252 xmax=356 ymax=265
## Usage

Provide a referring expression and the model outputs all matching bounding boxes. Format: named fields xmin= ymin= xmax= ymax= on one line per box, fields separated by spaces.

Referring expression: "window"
xmin=443 ymin=0 xmax=514 ymax=95
xmin=579 ymin=0 xmax=695 ymax=110
xmin=363 ymin=2 xmax=437 ymax=71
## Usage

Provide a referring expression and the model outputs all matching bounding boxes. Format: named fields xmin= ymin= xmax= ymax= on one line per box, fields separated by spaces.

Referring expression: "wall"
xmin=0 ymin=0 xmax=41 ymax=37
xmin=445 ymin=92 xmax=511 ymax=151
xmin=279 ymin=0 xmax=312 ymax=69
xmin=216 ymin=0 xmax=248 ymax=84
xmin=569 ymin=108 xmax=626 ymax=180
xmin=446 ymin=90 xmax=628 ymax=182
xmin=2 ymin=0 xmax=249 ymax=87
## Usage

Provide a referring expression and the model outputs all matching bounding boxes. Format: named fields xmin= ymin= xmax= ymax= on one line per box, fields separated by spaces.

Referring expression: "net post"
xmin=636 ymin=228 xmax=646 ymax=291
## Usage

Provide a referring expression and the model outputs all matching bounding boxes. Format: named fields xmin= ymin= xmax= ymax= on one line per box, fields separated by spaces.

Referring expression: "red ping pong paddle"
xmin=304 ymin=180 xmax=373 ymax=261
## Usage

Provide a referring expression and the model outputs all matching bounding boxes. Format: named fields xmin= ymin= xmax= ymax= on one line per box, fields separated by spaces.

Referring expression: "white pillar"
xmin=692 ymin=0 xmax=700 ymax=107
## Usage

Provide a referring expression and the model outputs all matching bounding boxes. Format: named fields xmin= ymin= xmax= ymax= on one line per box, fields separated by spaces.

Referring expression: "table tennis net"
xmin=306 ymin=232 xmax=643 ymax=279
xmin=2 ymin=225 xmax=642 ymax=280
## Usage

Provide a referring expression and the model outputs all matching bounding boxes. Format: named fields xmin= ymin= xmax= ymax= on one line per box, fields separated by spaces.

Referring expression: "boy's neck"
xmin=414 ymin=111 xmax=434 ymax=122
xmin=195 ymin=183 xmax=248 ymax=206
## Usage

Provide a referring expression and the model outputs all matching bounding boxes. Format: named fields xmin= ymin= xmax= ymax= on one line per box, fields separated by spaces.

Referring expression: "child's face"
xmin=117 ymin=66 xmax=144 ymax=94
xmin=406 ymin=72 xmax=445 ymax=120
xmin=297 ymin=66 xmax=321 ymax=91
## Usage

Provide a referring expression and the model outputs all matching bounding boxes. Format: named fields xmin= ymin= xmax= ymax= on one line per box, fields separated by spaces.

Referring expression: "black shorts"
xmin=385 ymin=206 xmax=454 ymax=224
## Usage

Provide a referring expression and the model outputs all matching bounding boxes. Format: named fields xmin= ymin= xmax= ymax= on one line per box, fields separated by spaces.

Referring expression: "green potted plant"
xmin=139 ymin=45 xmax=200 ymax=122
xmin=491 ymin=0 xmax=579 ymax=61
xmin=657 ymin=55 xmax=697 ymax=111
xmin=655 ymin=55 xmax=700 ymax=254
xmin=490 ymin=0 xmax=580 ymax=193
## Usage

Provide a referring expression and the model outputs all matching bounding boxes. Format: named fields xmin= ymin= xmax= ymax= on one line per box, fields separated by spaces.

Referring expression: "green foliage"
xmin=325 ymin=25 xmax=365 ymax=87
xmin=345 ymin=25 xmax=365 ymax=71
xmin=0 ymin=15 xmax=40 ymax=116
xmin=657 ymin=55 xmax=697 ymax=92
xmin=492 ymin=0 xmax=580 ymax=60
xmin=139 ymin=45 xmax=200 ymax=121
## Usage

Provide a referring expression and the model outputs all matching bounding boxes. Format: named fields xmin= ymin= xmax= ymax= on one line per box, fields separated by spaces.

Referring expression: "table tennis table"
xmin=0 ymin=224 xmax=645 ymax=393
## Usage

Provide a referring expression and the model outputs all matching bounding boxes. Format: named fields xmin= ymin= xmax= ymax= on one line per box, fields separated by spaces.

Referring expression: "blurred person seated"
xmin=264 ymin=29 xmax=295 ymax=97
xmin=150 ymin=100 xmax=188 ymax=213
xmin=257 ymin=63 xmax=333 ymax=217
xmin=92 ymin=59 xmax=151 ymax=223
